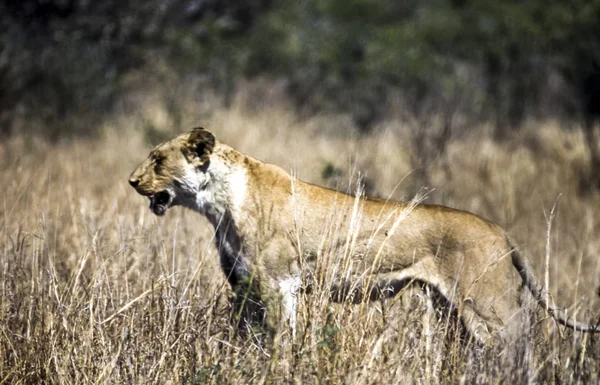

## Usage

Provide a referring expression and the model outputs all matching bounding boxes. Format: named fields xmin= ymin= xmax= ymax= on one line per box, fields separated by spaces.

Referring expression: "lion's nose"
xmin=129 ymin=178 xmax=140 ymax=188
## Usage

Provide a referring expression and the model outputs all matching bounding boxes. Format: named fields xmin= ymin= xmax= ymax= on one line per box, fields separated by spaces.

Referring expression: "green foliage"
xmin=189 ymin=363 xmax=221 ymax=385
xmin=318 ymin=313 xmax=343 ymax=356
xmin=321 ymin=162 xmax=343 ymax=180
xmin=2 ymin=0 xmax=600 ymax=136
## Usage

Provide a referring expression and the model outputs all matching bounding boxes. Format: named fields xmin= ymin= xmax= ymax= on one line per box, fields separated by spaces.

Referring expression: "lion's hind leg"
xmin=366 ymin=265 xmax=504 ymax=345
xmin=458 ymin=301 xmax=497 ymax=344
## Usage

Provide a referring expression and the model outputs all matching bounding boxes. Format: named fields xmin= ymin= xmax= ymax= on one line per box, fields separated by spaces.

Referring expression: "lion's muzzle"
xmin=129 ymin=175 xmax=173 ymax=216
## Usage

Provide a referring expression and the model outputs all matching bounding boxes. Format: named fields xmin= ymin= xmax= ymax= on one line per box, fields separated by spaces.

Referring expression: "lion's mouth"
xmin=149 ymin=190 xmax=172 ymax=216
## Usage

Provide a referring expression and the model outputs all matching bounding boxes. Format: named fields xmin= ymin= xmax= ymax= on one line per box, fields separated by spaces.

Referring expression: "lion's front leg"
xmin=277 ymin=275 xmax=301 ymax=340
xmin=258 ymin=274 xmax=301 ymax=343
xmin=252 ymin=239 xmax=302 ymax=342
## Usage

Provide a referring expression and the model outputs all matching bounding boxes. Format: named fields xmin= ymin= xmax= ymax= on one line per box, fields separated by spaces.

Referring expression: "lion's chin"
xmin=149 ymin=191 xmax=172 ymax=216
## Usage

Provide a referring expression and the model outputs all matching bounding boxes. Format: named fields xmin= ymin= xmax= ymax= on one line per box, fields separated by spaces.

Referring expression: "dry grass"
xmin=1 ymin=88 xmax=600 ymax=384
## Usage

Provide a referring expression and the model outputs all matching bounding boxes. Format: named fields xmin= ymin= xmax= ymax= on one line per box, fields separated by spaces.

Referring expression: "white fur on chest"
xmin=227 ymin=166 xmax=248 ymax=218
xmin=187 ymin=157 xmax=248 ymax=224
xmin=185 ymin=156 xmax=251 ymax=278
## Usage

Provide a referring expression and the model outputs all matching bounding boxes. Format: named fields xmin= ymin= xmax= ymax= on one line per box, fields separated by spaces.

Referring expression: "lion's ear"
xmin=182 ymin=127 xmax=215 ymax=167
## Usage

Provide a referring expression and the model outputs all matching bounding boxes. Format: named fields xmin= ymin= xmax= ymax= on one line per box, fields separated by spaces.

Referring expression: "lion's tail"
xmin=509 ymin=239 xmax=600 ymax=333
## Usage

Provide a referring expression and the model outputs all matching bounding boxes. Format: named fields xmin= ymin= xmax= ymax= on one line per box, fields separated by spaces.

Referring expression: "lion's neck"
xmin=188 ymin=146 xmax=248 ymax=229
xmin=183 ymin=145 xmax=250 ymax=286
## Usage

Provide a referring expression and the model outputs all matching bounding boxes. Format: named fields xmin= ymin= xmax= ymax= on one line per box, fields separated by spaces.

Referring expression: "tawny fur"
xmin=129 ymin=127 xmax=599 ymax=343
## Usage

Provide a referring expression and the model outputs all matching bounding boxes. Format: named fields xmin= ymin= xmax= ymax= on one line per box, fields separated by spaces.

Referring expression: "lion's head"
xmin=129 ymin=127 xmax=215 ymax=215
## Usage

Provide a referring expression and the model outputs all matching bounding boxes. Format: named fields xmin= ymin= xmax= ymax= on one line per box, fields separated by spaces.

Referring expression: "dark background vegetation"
xmin=2 ymin=0 xmax=600 ymax=138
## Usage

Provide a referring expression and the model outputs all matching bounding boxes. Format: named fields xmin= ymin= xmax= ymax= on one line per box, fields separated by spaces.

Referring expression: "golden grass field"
xmin=1 ymin=87 xmax=600 ymax=384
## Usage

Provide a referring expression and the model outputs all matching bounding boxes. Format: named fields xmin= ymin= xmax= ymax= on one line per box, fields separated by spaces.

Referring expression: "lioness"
xmin=129 ymin=127 xmax=599 ymax=343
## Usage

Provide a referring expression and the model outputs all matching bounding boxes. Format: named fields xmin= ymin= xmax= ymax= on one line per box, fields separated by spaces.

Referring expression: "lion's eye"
xmin=151 ymin=154 xmax=164 ymax=171
xmin=154 ymin=160 xmax=165 ymax=174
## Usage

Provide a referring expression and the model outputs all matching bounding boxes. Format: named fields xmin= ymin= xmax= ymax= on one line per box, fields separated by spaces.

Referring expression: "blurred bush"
xmin=1 ymin=0 xmax=599 ymax=137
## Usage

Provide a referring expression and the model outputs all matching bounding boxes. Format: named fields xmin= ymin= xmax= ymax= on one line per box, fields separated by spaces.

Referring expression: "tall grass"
xmin=1 ymin=88 xmax=599 ymax=384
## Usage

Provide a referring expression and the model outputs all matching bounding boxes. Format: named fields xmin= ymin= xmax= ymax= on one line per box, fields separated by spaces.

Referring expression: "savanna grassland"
xmin=1 ymin=87 xmax=600 ymax=384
